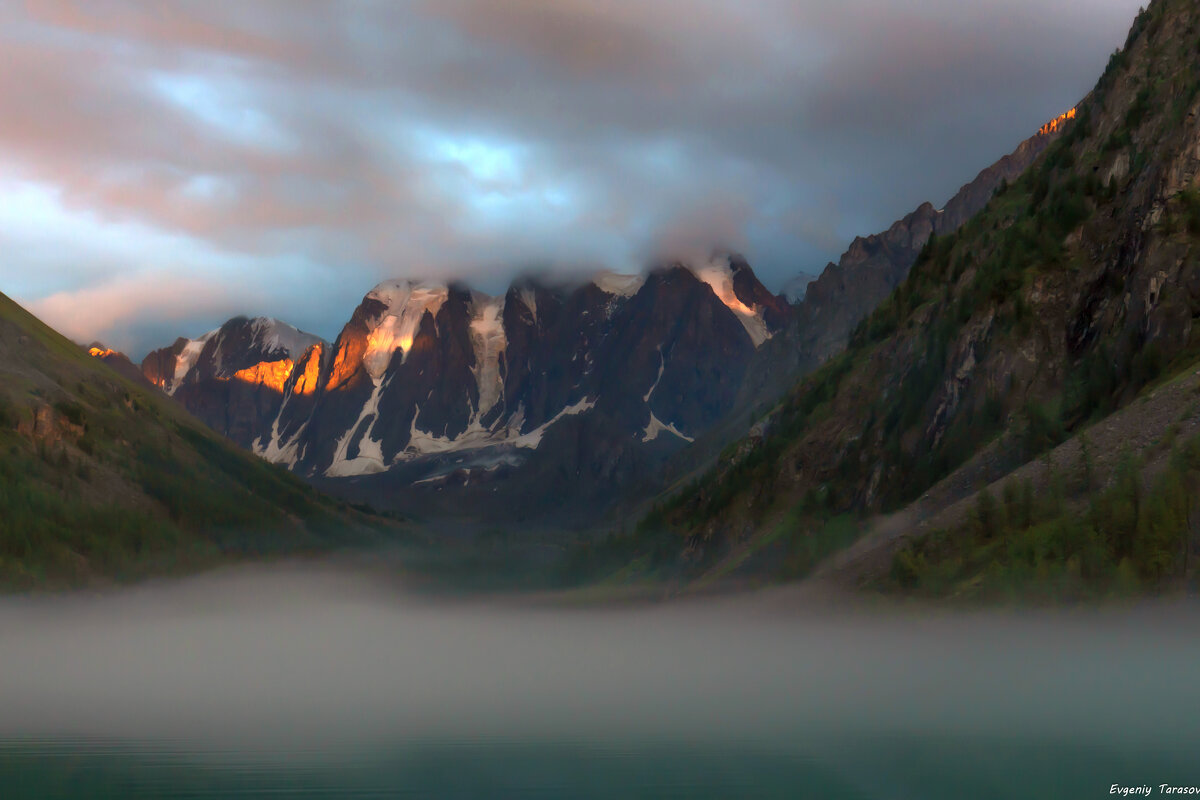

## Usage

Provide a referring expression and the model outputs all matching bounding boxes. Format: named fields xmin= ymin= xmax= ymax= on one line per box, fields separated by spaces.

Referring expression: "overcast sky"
xmin=0 ymin=0 xmax=1143 ymax=356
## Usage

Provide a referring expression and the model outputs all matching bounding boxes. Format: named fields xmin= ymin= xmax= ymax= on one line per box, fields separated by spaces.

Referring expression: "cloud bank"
xmin=0 ymin=0 xmax=1143 ymax=355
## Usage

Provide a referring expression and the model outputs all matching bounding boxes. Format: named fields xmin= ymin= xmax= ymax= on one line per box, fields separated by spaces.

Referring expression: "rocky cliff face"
xmin=794 ymin=201 xmax=941 ymax=366
xmin=141 ymin=317 xmax=324 ymax=451
xmin=145 ymin=254 xmax=789 ymax=515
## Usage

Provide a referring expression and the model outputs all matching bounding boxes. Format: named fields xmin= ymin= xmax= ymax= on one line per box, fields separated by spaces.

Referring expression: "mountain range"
xmin=126 ymin=255 xmax=789 ymax=521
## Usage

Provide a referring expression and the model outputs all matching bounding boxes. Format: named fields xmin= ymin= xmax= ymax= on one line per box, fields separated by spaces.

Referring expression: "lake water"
xmin=0 ymin=563 xmax=1197 ymax=798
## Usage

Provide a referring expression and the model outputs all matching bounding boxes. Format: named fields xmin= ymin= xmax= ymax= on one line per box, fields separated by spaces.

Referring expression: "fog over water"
xmin=2 ymin=561 xmax=1198 ymax=766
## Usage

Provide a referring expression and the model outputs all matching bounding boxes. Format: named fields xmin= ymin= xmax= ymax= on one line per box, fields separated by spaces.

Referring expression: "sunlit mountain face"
xmin=1037 ymin=107 xmax=1078 ymax=136
xmin=231 ymin=359 xmax=296 ymax=394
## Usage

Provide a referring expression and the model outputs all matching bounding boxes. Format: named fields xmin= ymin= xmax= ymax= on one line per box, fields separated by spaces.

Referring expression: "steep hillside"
xmin=742 ymin=106 xmax=1070 ymax=416
xmin=621 ymin=0 xmax=1200 ymax=595
xmin=827 ymin=362 xmax=1200 ymax=601
xmin=0 ymin=291 xmax=397 ymax=590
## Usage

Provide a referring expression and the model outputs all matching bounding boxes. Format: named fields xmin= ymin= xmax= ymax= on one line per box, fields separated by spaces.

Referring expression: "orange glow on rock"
xmin=1038 ymin=107 xmax=1076 ymax=136
xmin=233 ymin=359 xmax=295 ymax=393
xmin=366 ymin=328 xmax=414 ymax=357
xmin=713 ymin=287 xmax=756 ymax=317
xmin=293 ymin=344 xmax=323 ymax=395
xmin=326 ymin=338 xmax=366 ymax=391
xmin=87 ymin=347 xmax=117 ymax=359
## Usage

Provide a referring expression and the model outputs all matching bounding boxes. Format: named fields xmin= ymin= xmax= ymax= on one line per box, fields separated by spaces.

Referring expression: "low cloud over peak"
xmin=0 ymin=0 xmax=1143 ymax=355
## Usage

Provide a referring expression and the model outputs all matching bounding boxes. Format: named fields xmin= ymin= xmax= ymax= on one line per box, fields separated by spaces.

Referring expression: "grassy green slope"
xmin=0 ymin=291 xmax=401 ymax=589
xmin=575 ymin=0 xmax=1200 ymax=597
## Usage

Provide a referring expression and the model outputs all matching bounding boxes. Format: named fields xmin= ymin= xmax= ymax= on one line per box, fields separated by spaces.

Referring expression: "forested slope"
xmin=0 ymin=291 xmax=401 ymax=589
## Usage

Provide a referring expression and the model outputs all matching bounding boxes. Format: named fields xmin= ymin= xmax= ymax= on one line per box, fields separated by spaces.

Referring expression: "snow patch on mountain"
xmin=169 ymin=330 xmax=216 ymax=395
xmin=642 ymin=412 xmax=693 ymax=443
xmin=593 ymin=271 xmax=645 ymax=298
xmin=363 ymin=282 xmax=449 ymax=381
xmin=518 ymin=287 xmax=538 ymax=323
xmin=400 ymin=397 xmax=595 ymax=460
xmin=644 ymin=346 xmax=665 ymax=402
xmin=250 ymin=317 xmax=323 ymax=360
xmin=255 ymin=404 xmax=307 ymax=469
xmin=692 ymin=256 xmax=772 ymax=346
xmin=403 ymin=414 xmax=509 ymax=459
xmin=326 ymin=382 xmax=388 ymax=477
xmin=469 ymin=296 xmax=507 ymax=420
xmin=514 ymin=397 xmax=595 ymax=448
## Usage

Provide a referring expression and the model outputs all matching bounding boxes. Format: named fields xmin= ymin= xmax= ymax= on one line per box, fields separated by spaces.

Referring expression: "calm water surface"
xmin=0 ymin=564 xmax=1196 ymax=798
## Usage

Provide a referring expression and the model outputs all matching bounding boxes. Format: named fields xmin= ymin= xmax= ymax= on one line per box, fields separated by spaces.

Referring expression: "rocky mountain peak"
xmin=144 ymin=256 xmax=788 ymax=516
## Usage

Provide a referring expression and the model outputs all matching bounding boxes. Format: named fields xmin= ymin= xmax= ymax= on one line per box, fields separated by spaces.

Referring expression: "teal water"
xmin=1 ymin=565 xmax=1197 ymax=798
xmin=2 ymin=734 xmax=1193 ymax=798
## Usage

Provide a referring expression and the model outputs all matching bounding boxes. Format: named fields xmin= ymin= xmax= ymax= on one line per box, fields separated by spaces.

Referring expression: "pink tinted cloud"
xmin=645 ymin=195 xmax=753 ymax=266
xmin=0 ymin=0 xmax=1146 ymax=352
xmin=27 ymin=273 xmax=248 ymax=351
